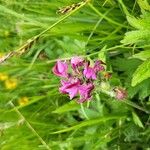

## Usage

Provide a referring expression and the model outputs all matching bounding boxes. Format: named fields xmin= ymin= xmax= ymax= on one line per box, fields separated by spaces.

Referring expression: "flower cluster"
xmin=52 ymin=56 xmax=105 ymax=103
xmin=52 ymin=56 xmax=127 ymax=103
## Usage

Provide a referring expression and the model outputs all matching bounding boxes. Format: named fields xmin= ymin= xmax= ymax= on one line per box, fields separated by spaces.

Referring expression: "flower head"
xmin=18 ymin=97 xmax=29 ymax=106
xmin=83 ymin=63 xmax=97 ymax=79
xmin=59 ymin=78 xmax=80 ymax=99
xmin=5 ymin=78 xmax=18 ymax=90
xmin=83 ymin=60 xmax=105 ymax=80
xmin=0 ymin=73 xmax=8 ymax=81
xmin=78 ymin=83 xmax=94 ymax=103
xmin=52 ymin=56 xmax=126 ymax=104
xmin=94 ymin=60 xmax=105 ymax=72
xmin=52 ymin=60 xmax=68 ymax=78
xmin=114 ymin=87 xmax=127 ymax=100
xmin=71 ymin=56 xmax=84 ymax=69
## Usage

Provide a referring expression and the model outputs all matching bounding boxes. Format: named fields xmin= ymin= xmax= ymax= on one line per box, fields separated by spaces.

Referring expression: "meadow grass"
xmin=0 ymin=0 xmax=150 ymax=149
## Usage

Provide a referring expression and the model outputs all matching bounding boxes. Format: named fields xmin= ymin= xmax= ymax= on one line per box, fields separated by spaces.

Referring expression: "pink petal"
xmin=71 ymin=56 xmax=84 ymax=67
xmin=59 ymin=79 xmax=81 ymax=99
xmin=115 ymin=88 xmax=127 ymax=100
xmin=83 ymin=63 xmax=97 ymax=80
xmin=52 ymin=60 xmax=68 ymax=78
xmin=78 ymin=83 xmax=94 ymax=103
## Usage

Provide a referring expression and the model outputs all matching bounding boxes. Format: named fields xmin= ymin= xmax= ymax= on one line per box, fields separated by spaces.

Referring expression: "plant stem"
xmin=9 ymin=101 xmax=52 ymax=150
xmin=80 ymin=103 xmax=89 ymax=120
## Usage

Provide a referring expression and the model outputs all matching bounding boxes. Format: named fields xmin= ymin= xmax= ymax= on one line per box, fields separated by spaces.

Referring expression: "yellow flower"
xmin=18 ymin=97 xmax=29 ymax=106
xmin=0 ymin=73 xmax=9 ymax=81
xmin=5 ymin=78 xmax=18 ymax=90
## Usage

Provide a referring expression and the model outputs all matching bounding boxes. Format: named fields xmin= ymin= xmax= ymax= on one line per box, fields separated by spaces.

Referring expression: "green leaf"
xmin=131 ymin=50 xmax=150 ymax=60
xmin=132 ymin=111 xmax=144 ymax=128
xmin=127 ymin=15 xmax=150 ymax=30
xmin=52 ymin=101 xmax=80 ymax=114
xmin=121 ymin=30 xmax=150 ymax=45
xmin=128 ymin=78 xmax=150 ymax=99
xmin=138 ymin=0 xmax=150 ymax=11
xmin=127 ymin=16 xmax=141 ymax=29
xmin=51 ymin=115 xmax=125 ymax=134
xmin=132 ymin=59 xmax=150 ymax=86
xmin=98 ymin=46 xmax=107 ymax=63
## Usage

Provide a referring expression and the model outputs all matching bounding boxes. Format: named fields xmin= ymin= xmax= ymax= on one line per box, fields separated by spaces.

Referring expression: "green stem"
xmin=121 ymin=100 xmax=150 ymax=114
xmin=80 ymin=103 xmax=89 ymax=120
xmin=86 ymin=7 xmax=114 ymax=46
xmin=16 ymin=0 xmax=89 ymax=52
xmin=9 ymin=101 xmax=51 ymax=150
xmin=88 ymin=3 xmax=129 ymax=28
xmin=0 ymin=0 xmax=89 ymax=64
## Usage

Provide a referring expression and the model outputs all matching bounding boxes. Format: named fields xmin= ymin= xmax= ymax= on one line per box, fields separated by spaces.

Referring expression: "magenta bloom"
xmin=71 ymin=56 xmax=84 ymax=69
xmin=51 ymin=57 xmax=112 ymax=103
xmin=115 ymin=88 xmax=127 ymax=100
xmin=83 ymin=63 xmax=97 ymax=80
xmin=52 ymin=56 xmax=126 ymax=104
xmin=59 ymin=78 xmax=80 ymax=99
xmin=52 ymin=60 xmax=68 ymax=78
xmin=78 ymin=83 xmax=94 ymax=103
xmin=94 ymin=60 xmax=105 ymax=72
xmin=83 ymin=61 xmax=105 ymax=80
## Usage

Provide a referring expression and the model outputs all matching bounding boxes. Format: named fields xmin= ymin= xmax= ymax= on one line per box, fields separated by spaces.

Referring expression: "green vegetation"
xmin=0 ymin=0 xmax=150 ymax=149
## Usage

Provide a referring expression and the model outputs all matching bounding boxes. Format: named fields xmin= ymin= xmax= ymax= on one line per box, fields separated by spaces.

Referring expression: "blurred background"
xmin=0 ymin=0 xmax=150 ymax=149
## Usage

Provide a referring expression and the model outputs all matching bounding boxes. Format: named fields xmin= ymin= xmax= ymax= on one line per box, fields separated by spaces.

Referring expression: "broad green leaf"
xmin=127 ymin=16 xmax=150 ymax=30
xmin=128 ymin=78 xmax=150 ymax=99
xmin=121 ymin=30 xmax=150 ymax=45
xmin=138 ymin=0 xmax=150 ymax=11
xmin=127 ymin=16 xmax=142 ymax=29
xmin=132 ymin=111 xmax=144 ymax=128
xmin=132 ymin=50 xmax=150 ymax=60
xmin=132 ymin=59 xmax=150 ymax=86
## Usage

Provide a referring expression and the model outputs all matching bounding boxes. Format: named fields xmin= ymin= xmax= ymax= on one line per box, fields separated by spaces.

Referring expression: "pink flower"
xmin=59 ymin=78 xmax=80 ymax=99
xmin=83 ymin=63 xmax=97 ymax=80
xmin=78 ymin=83 xmax=94 ymax=103
xmin=83 ymin=61 xmax=105 ymax=80
xmin=52 ymin=60 xmax=68 ymax=78
xmin=94 ymin=60 xmax=105 ymax=72
xmin=114 ymin=88 xmax=127 ymax=100
xmin=71 ymin=56 xmax=84 ymax=69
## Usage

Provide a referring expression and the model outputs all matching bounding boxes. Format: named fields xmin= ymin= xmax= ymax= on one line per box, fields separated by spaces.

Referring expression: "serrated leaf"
xmin=132 ymin=50 xmax=150 ymax=60
xmin=132 ymin=59 xmax=150 ymax=86
xmin=127 ymin=15 xmax=150 ymax=30
xmin=121 ymin=30 xmax=150 ymax=45
xmin=138 ymin=0 xmax=150 ymax=11
xmin=128 ymin=78 xmax=150 ymax=99
xmin=127 ymin=16 xmax=144 ymax=29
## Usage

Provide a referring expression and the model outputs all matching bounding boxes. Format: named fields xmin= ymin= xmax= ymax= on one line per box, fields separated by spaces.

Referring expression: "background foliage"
xmin=0 ymin=0 xmax=150 ymax=149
